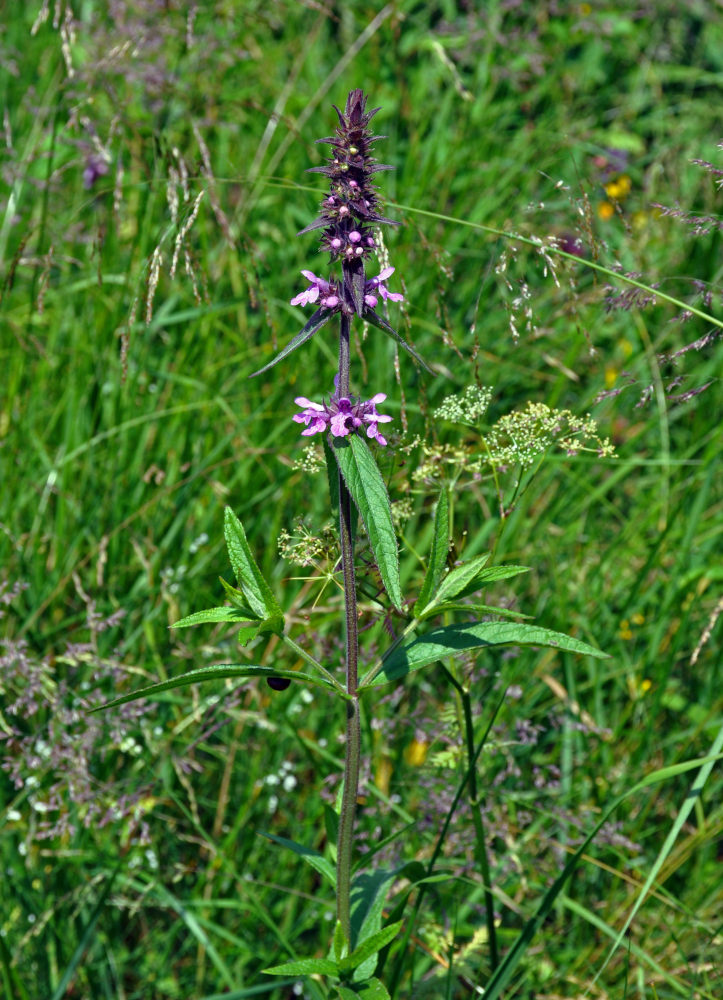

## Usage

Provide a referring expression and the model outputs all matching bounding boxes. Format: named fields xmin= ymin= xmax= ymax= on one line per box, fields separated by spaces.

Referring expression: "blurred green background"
xmin=1 ymin=2 xmax=721 ymax=997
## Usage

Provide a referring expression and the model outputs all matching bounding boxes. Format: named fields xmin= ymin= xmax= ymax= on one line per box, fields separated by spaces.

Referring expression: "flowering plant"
xmin=96 ymin=91 xmax=609 ymax=997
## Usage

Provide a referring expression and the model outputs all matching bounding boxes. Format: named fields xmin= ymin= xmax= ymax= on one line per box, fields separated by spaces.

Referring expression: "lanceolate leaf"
xmin=333 ymin=435 xmax=403 ymax=612
xmin=249 ymin=306 xmax=333 ymax=378
xmin=364 ymin=309 xmax=433 ymax=372
xmin=223 ymin=506 xmax=283 ymax=625
xmin=432 ymin=553 xmax=490 ymax=605
xmin=218 ymin=576 xmax=259 ymax=618
xmin=417 ymin=561 xmax=530 ymax=616
xmin=91 ymin=664 xmax=341 ymax=712
xmin=263 ymin=958 xmax=339 ymax=977
xmin=361 ymin=621 xmax=608 ymax=689
xmin=171 ymin=606 xmax=259 ymax=629
xmin=339 ymin=922 xmax=403 ymax=977
xmin=413 ymin=489 xmax=449 ymax=617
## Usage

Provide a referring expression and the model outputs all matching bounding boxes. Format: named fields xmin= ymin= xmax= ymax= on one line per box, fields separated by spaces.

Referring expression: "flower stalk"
xmin=288 ymin=89 xmax=403 ymax=941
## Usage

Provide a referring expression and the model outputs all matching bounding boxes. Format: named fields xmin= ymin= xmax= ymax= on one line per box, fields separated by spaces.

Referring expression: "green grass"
xmin=1 ymin=1 xmax=722 ymax=997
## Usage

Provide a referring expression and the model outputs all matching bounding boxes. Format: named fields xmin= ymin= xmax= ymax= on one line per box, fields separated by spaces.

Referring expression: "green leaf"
xmin=417 ymin=562 xmax=530 ymax=616
xmin=433 ymin=553 xmax=490 ymax=604
xmin=350 ymin=870 xmax=398 ymax=979
xmin=223 ymin=507 xmax=283 ymax=625
xmin=339 ymin=922 xmax=403 ymax=977
xmin=263 ymin=958 xmax=339 ymax=977
xmin=259 ymin=833 xmax=337 ymax=887
xmin=90 ymin=664 xmax=340 ymax=712
xmin=249 ymin=306 xmax=333 ymax=378
xmin=347 ymin=977 xmax=391 ymax=999
xmin=332 ymin=436 xmax=403 ymax=612
xmin=219 ymin=576 xmax=259 ymax=617
xmin=413 ymin=490 xmax=449 ymax=617
xmin=171 ymin=606 xmax=259 ymax=628
xmin=453 ymin=563 xmax=530 ymax=593
xmin=362 ymin=621 xmax=608 ymax=689
xmin=418 ymin=601 xmax=530 ymax=622
xmin=364 ymin=309 xmax=433 ymax=373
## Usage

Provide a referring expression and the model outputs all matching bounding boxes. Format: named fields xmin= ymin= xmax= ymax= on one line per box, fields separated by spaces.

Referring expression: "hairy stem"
xmin=336 ymin=311 xmax=360 ymax=942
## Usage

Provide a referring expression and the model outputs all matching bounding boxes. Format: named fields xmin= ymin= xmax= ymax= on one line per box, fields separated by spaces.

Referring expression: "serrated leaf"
xmin=452 ymin=563 xmax=530 ymax=598
xmin=433 ymin=553 xmax=490 ymax=605
xmin=361 ymin=621 xmax=609 ymax=689
xmin=171 ymin=606 xmax=259 ymax=629
xmin=249 ymin=307 xmax=333 ymax=378
xmin=259 ymin=833 xmax=337 ymax=886
xmin=418 ymin=562 xmax=530 ymax=616
xmin=90 ymin=664 xmax=339 ymax=713
xmin=413 ymin=490 xmax=449 ymax=617
xmin=263 ymin=958 xmax=339 ymax=977
xmin=364 ymin=309 xmax=433 ymax=373
xmin=219 ymin=576 xmax=258 ymax=617
xmin=339 ymin=922 xmax=403 ymax=977
xmin=223 ymin=507 xmax=283 ymax=624
xmin=333 ymin=436 xmax=403 ymax=612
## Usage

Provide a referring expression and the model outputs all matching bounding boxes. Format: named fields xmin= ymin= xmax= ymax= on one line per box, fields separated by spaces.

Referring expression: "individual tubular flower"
xmin=363 ymin=267 xmax=404 ymax=309
xmin=290 ymin=270 xmax=341 ymax=309
xmin=293 ymin=388 xmax=392 ymax=446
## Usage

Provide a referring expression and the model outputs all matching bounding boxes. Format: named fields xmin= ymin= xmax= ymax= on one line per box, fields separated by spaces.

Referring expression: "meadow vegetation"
xmin=1 ymin=2 xmax=721 ymax=997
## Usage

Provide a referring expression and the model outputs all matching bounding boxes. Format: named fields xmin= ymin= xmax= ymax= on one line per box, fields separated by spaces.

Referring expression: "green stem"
xmin=335 ymin=310 xmax=360 ymax=943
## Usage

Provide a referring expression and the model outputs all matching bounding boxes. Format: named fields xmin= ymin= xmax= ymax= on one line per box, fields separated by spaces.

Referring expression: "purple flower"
xmin=363 ymin=267 xmax=404 ymax=309
xmin=83 ymin=154 xmax=110 ymax=190
xmin=290 ymin=270 xmax=340 ymax=309
xmin=293 ymin=386 xmax=392 ymax=446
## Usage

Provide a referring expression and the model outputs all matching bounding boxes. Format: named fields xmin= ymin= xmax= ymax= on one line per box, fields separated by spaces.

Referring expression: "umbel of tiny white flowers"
xmin=293 ymin=381 xmax=392 ymax=447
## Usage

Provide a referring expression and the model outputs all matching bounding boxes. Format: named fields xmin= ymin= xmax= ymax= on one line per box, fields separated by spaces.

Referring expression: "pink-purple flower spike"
xmin=293 ymin=387 xmax=392 ymax=446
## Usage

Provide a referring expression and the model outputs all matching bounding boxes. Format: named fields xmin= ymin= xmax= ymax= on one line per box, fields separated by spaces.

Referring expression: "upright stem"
xmin=336 ymin=311 xmax=360 ymax=942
